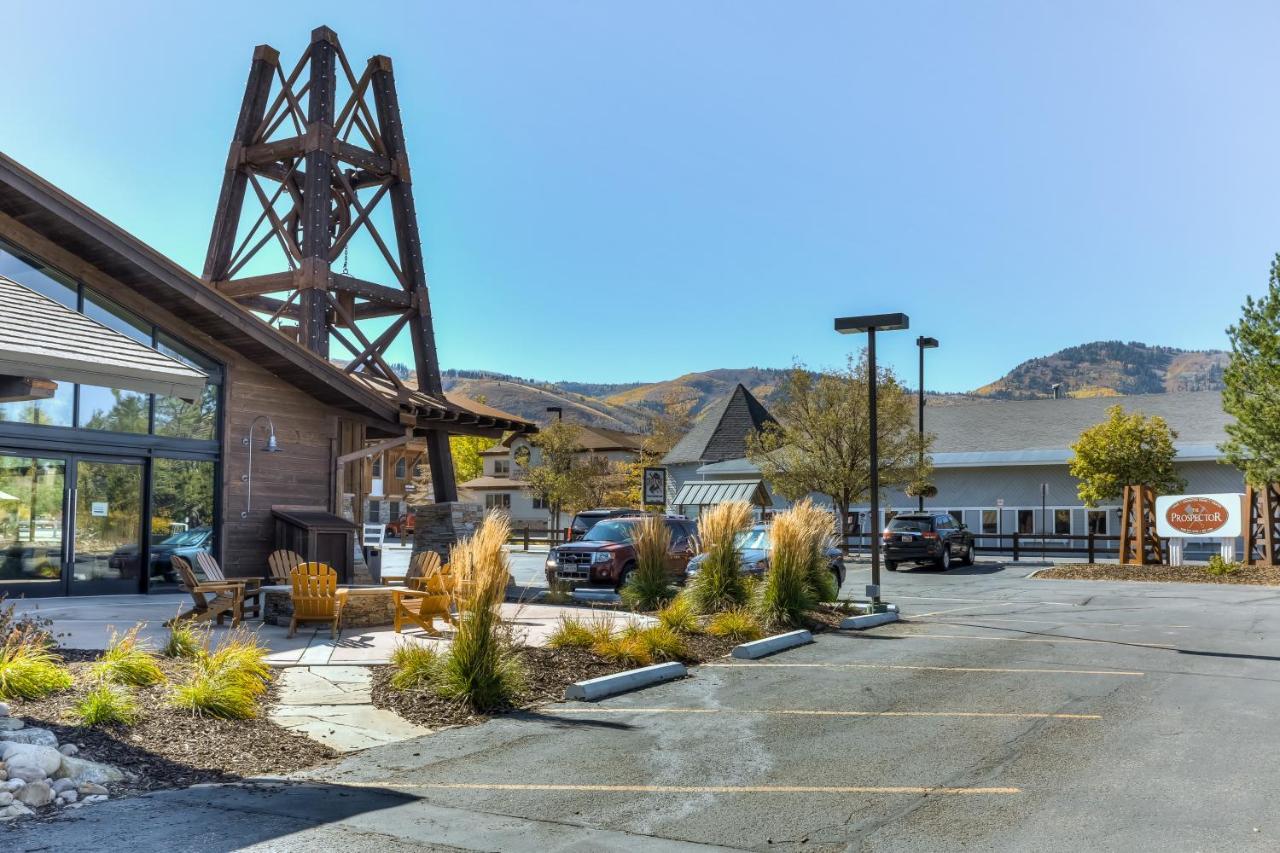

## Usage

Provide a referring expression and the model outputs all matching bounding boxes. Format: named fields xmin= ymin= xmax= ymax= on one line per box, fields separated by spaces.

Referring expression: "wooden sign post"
xmin=1244 ymin=483 xmax=1280 ymax=566
xmin=1119 ymin=484 xmax=1163 ymax=566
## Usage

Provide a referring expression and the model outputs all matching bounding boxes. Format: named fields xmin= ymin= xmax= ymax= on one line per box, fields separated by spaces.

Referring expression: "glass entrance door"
xmin=0 ymin=454 xmax=66 ymax=597
xmin=69 ymin=459 xmax=144 ymax=596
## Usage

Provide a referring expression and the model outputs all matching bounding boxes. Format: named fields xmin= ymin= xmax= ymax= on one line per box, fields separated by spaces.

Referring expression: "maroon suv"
xmin=546 ymin=515 xmax=696 ymax=591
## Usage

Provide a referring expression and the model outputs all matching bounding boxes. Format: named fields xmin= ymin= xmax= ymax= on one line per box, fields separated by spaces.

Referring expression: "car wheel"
xmin=885 ymin=560 xmax=898 ymax=572
xmin=830 ymin=566 xmax=843 ymax=591
xmin=615 ymin=564 xmax=635 ymax=593
xmin=962 ymin=543 xmax=975 ymax=566
xmin=936 ymin=548 xmax=951 ymax=571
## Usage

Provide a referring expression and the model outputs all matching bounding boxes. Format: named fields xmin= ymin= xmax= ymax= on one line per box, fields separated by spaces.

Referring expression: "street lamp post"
xmin=834 ymin=312 xmax=909 ymax=612
xmin=915 ymin=336 xmax=938 ymax=512
xmin=545 ymin=406 xmax=564 ymax=538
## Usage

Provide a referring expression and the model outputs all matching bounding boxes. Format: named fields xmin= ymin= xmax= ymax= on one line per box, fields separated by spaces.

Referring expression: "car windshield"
xmin=581 ymin=520 xmax=635 ymax=543
xmin=888 ymin=517 xmax=932 ymax=533
xmin=159 ymin=528 xmax=209 ymax=546
xmin=734 ymin=528 xmax=769 ymax=550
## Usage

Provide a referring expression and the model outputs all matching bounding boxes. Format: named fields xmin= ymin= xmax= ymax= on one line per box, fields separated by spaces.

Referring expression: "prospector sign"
xmin=1155 ymin=493 xmax=1245 ymax=539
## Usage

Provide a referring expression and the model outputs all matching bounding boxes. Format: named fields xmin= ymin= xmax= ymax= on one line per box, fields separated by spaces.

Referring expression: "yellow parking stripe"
xmin=555 ymin=707 xmax=1100 ymax=720
xmin=892 ymin=632 xmax=1173 ymax=648
xmin=705 ymin=662 xmax=1144 ymax=676
xmin=360 ymin=782 xmax=1021 ymax=795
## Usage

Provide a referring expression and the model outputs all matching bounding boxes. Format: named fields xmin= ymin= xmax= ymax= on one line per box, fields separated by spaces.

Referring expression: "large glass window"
xmin=1017 ymin=509 xmax=1035 ymax=534
xmin=78 ymin=386 xmax=150 ymax=433
xmin=1054 ymin=509 xmax=1071 ymax=535
xmin=982 ymin=509 xmax=998 ymax=535
xmin=1088 ymin=510 xmax=1108 ymax=535
xmin=0 ymin=455 xmax=65 ymax=594
xmin=0 ymin=390 xmax=74 ymax=428
xmin=149 ymin=459 xmax=215 ymax=591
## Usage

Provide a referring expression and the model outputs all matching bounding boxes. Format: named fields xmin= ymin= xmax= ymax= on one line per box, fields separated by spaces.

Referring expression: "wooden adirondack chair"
xmin=194 ymin=552 xmax=261 ymax=619
xmin=288 ymin=562 xmax=348 ymax=639
xmin=381 ymin=550 xmax=441 ymax=589
xmin=267 ymin=549 xmax=304 ymax=583
xmin=392 ymin=563 xmax=456 ymax=636
xmin=166 ymin=556 xmax=243 ymax=628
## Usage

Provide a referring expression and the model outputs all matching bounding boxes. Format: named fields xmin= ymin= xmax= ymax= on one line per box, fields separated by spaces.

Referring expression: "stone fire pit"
xmin=262 ymin=584 xmax=397 ymax=630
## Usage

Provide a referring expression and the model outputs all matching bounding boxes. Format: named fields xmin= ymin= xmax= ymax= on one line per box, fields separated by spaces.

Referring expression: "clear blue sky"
xmin=4 ymin=1 xmax=1278 ymax=392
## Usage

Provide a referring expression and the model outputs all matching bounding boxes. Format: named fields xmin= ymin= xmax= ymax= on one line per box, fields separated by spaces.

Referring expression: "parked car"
xmin=881 ymin=513 xmax=975 ymax=571
xmin=568 ymin=508 xmax=633 ymax=541
xmin=110 ymin=526 xmax=214 ymax=583
xmin=685 ymin=523 xmax=846 ymax=590
xmin=387 ymin=512 xmax=415 ymax=540
xmin=546 ymin=514 xmax=697 ymax=590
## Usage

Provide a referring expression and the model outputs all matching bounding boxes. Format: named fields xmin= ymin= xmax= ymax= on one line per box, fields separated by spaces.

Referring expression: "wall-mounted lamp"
xmin=241 ymin=414 xmax=282 ymax=518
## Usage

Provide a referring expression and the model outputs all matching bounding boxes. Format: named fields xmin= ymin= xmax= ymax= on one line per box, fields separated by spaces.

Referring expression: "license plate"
xmin=899 ymin=535 xmax=911 ymax=542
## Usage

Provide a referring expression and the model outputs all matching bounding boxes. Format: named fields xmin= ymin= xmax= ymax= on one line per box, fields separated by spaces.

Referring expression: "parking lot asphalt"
xmin=10 ymin=558 xmax=1280 ymax=851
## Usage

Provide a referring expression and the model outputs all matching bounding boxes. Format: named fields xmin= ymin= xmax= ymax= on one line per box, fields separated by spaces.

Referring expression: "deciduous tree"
xmin=746 ymin=355 xmax=930 ymax=547
xmin=1068 ymin=405 xmax=1185 ymax=506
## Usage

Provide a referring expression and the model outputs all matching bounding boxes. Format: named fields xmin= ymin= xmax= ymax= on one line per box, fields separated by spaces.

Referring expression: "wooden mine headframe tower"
xmin=203 ymin=25 xmax=456 ymax=502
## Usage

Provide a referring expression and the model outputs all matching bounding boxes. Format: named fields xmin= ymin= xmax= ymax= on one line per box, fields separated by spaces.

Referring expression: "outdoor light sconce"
xmin=241 ymin=414 xmax=282 ymax=518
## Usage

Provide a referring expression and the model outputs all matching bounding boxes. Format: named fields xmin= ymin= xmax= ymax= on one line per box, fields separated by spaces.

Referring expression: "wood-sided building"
xmin=0 ymin=154 xmax=531 ymax=598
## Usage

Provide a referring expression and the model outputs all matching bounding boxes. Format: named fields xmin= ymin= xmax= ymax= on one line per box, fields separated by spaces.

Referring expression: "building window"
xmin=371 ymin=456 xmax=382 ymax=478
xmin=1088 ymin=510 xmax=1108 ymax=535
xmin=150 ymin=458 xmax=215 ymax=591
xmin=395 ymin=457 xmax=407 ymax=479
xmin=982 ymin=510 xmax=998 ymax=535
xmin=1054 ymin=509 xmax=1071 ymax=535
xmin=493 ymin=460 xmax=510 ymax=476
xmin=948 ymin=510 xmax=963 ymax=526
xmin=1017 ymin=509 xmax=1035 ymax=534
xmin=368 ymin=499 xmax=381 ymax=520
xmin=389 ymin=500 xmax=401 ymax=521
xmin=485 ymin=493 xmax=511 ymax=510
xmin=532 ymin=496 xmax=548 ymax=510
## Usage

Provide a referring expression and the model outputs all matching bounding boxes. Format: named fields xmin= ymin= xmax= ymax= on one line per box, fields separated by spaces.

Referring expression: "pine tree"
xmin=1221 ymin=255 xmax=1280 ymax=485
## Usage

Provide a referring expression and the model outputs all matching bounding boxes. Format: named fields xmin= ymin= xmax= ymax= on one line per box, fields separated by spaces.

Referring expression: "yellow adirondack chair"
xmin=267 ymin=549 xmax=305 ymax=584
xmin=392 ymin=564 xmax=456 ymax=636
xmin=381 ymin=550 xmax=440 ymax=589
xmin=288 ymin=562 xmax=348 ymax=639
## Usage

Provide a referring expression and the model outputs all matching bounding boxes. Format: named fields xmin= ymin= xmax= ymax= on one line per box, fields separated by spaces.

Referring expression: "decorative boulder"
xmin=0 ymin=791 xmax=11 ymax=806
xmin=15 ymin=780 xmax=53 ymax=808
xmin=77 ymin=782 xmax=108 ymax=797
xmin=0 ymin=718 xmax=23 ymax=732
xmin=0 ymin=701 xmax=11 ymax=716
xmin=1 ymin=744 xmax=63 ymax=782
xmin=0 ymin=727 xmax=58 ymax=747
xmin=51 ymin=778 xmax=77 ymax=794
xmin=0 ymin=802 xmax=32 ymax=820
xmin=54 ymin=755 xmax=128 ymax=785
xmin=57 ymin=789 xmax=77 ymax=804
xmin=58 ymin=743 xmax=79 ymax=757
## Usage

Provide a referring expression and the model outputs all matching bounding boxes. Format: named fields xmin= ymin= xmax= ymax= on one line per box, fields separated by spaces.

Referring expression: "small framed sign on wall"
xmin=643 ymin=467 xmax=667 ymax=506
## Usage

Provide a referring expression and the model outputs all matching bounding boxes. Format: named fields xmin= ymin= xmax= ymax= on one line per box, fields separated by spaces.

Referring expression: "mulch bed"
xmin=1035 ymin=563 xmax=1280 ymax=586
xmin=8 ymin=650 xmax=335 ymax=797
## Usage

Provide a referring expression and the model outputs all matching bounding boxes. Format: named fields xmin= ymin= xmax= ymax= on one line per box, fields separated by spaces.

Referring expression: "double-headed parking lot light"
xmin=834 ymin=312 xmax=909 ymax=612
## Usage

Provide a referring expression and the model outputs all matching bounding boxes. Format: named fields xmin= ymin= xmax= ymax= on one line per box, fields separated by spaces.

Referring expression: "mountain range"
xmin=434 ymin=341 xmax=1229 ymax=431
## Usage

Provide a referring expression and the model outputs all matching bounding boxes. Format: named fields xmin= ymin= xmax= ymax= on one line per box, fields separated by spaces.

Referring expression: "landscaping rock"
xmin=82 ymin=794 xmax=108 ymax=804
xmin=57 ymin=789 xmax=77 ymax=804
xmin=0 ymin=802 xmax=32 ymax=820
xmin=1 ymin=744 xmax=62 ymax=782
xmin=51 ymin=778 xmax=76 ymax=794
xmin=0 ymin=701 xmax=10 ymax=716
xmin=77 ymin=782 xmax=108 ymax=797
xmin=0 ymin=718 xmax=24 ymax=732
xmin=0 ymin=791 xmax=12 ymax=806
xmin=15 ymin=780 xmax=53 ymax=807
xmin=55 ymin=755 xmax=127 ymax=785
xmin=3 ymin=779 xmax=23 ymax=792
xmin=0 ymin=768 xmax=7 ymax=781
xmin=57 ymin=743 xmax=78 ymax=757
xmin=0 ymin=727 xmax=58 ymax=747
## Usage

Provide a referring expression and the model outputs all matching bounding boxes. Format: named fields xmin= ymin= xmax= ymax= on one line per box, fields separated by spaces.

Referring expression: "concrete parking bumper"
xmin=731 ymin=629 xmax=813 ymax=659
xmin=565 ymin=662 xmax=687 ymax=701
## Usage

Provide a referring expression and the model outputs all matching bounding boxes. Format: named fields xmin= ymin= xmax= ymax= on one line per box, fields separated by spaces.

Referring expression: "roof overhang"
xmin=931 ymin=443 xmax=1224 ymax=469
xmin=673 ymin=479 xmax=772 ymax=507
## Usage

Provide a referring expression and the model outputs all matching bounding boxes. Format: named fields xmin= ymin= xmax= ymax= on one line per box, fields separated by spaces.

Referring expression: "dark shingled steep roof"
xmin=663 ymin=384 xmax=777 ymax=465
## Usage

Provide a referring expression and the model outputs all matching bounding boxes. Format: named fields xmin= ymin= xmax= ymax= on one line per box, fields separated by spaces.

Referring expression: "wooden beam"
xmin=0 ymin=375 xmax=56 ymax=403
xmin=331 ymin=272 xmax=411 ymax=306
xmin=215 ymin=271 xmax=297 ymax=298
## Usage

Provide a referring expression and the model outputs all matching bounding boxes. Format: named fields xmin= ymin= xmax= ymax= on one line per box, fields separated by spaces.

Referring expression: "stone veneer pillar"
xmin=413 ymin=502 xmax=484 ymax=564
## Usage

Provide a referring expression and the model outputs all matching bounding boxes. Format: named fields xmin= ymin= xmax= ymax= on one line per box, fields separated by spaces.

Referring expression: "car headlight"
xmin=545 ymin=556 xmax=558 ymax=568
xmin=591 ymin=552 xmax=613 ymax=564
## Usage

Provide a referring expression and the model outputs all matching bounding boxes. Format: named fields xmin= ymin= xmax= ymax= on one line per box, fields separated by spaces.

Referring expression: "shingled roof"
xmin=663 ymin=384 xmax=777 ymax=465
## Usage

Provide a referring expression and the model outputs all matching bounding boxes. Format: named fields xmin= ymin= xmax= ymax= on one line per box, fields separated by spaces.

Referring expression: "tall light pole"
xmin=545 ymin=406 xmax=564 ymax=538
xmin=835 ymin=312 xmax=909 ymax=612
xmin=915 ymin=336 xmax=938 ymax=512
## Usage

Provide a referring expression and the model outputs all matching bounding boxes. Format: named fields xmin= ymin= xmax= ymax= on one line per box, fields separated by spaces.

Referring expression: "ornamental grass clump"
xmin=756 ymin=499 xmax=831 ymax=629
xmin=592 ymin=631 xmax=653 ymax=667
xmin=389 ymin=642 xmax=438 ymax=691
xmin=171 ymin=629 xmax=271 ymax=719
xmin=92 ymin=624 xmax=165 ymax=687
xmin=656 ymin=596 xmax=700 ymax=635
xmin=0 ymin=642 xmax=73 ymax=701
xmin=685 ymin=500 xmax=752 ymax=614
xmin=432 ymin=513 xmax=524 ymax=711
xmin=547 ymin=615 xmax=596 ymax=649
xmin=620 ymin=515 xmax=674 ymax=611
xmin=707 ymin=607 xmax=763 ymax=642
xmin=632 ymin=624 xmax=687 ymax=661
xmin=162 ymin=614 xmax=204 ymax=659
xmin=72 ymin=682 xmax=138 ymax=727
xmin=205 ymin=630 xmax=271 ymax=697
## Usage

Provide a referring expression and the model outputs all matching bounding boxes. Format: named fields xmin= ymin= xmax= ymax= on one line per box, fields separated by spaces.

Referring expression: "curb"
xmin=731 ymin=629 xmax=813 ymax=660
xmin=840 ymin=611 xmax=900 ymax=630
xmin=565 ymin=662 xmax=687 ymax=701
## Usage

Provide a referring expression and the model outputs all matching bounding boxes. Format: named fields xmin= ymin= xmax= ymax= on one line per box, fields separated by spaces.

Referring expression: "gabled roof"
xmin=0 ymin=153 xmax=533 ymax=438
xmin=663 ymin=384 xmax=777 ymax=465
xmin=0 ymin=275 xmax=206 ymax=399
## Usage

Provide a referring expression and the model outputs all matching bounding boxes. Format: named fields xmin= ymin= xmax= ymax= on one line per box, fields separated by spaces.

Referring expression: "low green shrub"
xmin=389 ymin=642 xmax=438 ymax=691
xmin=633 ymin=624 xmax=687 ymax=661
xmin=547 ymin=616 xmax=596 ymax=649
xmin=707 ymin=608 xmax=764 ymax=642
xmin=204 ymin=631 xmax=271 ymax=697
xmin=592 ymin=632 xmax=653 ymax=667
xmin=1205 ymin=555 xmax=1242 ymax=576
xmin=73 ymin=683 xmax=138 ymax=727
xmin=656 ymin=597 xmax=700 ymax=635
xmin=92 ymin=625 xmax=165 ymax=687
xmin=0 ymin=643 xmax=73 ymax=701
xmin=163 ymin=616 xmax=204 ymax=659
xmin=170 ymin=668 xmax=257 ymax=719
